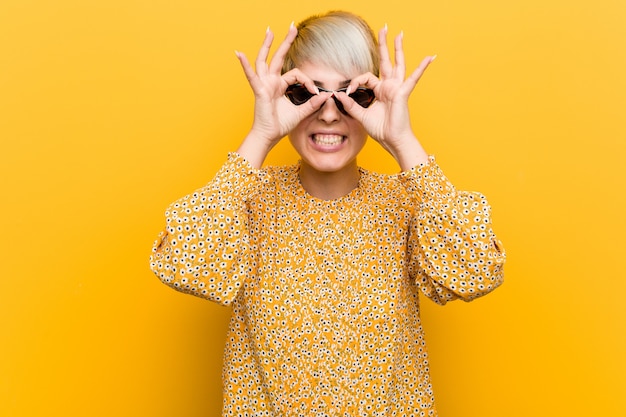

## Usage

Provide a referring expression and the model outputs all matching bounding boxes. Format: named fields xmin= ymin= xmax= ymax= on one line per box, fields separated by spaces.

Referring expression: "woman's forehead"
xmin=298 ymin=61 xmax=356 ymax=88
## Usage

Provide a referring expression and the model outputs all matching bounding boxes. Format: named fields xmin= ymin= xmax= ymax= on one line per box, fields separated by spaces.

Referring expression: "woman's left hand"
xmin=335 ymin=26 xmax=435 ymax=169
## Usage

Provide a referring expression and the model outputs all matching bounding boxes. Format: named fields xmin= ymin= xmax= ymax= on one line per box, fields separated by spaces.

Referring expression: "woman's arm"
xmin=149 ymin=153 xmax=268 ymax=306
xmin=401 ymin=158 xmax=506 ymax=304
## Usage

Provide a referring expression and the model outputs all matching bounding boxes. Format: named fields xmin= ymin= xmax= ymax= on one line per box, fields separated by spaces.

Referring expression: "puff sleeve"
xmin=399 ymin=157 xmax=506 ymax=305
xmin=149 ymin=153 xmax=269 ymax=305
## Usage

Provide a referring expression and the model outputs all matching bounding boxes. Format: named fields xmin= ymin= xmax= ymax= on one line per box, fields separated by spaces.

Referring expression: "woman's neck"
xmin=298 ymin=161 xmax=360 ymax=201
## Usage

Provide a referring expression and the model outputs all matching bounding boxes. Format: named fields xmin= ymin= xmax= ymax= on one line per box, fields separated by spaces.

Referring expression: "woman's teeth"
xmin=312 ymin=134 xmax=343 ymax=145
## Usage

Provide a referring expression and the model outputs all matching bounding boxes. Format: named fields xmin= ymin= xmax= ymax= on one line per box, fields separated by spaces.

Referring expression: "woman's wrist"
xmin=386 ymin=134 xmax=429 ymax=171
xmin=236 ymin=132 xmax=276 ymax=169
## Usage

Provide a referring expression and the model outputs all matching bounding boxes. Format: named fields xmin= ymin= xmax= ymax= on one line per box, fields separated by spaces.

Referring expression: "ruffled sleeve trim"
xmin=396 ymin=156 xmax=456 ymax=206
xmin=207 ymin=152 xmax=271 ymax=204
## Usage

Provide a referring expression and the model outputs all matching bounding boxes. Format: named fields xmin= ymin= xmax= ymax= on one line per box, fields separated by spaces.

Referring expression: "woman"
xmin=150 ymin=10 xmax=505 ymax=416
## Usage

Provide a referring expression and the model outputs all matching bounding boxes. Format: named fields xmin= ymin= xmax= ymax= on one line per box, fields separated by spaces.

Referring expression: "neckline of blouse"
xmin=290 ymin=162 xmax=367 ymax=207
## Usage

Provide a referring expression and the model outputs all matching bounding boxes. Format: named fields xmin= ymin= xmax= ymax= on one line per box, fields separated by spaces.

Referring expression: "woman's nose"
xmin=318 ymin=95 xmax=345 ymax=122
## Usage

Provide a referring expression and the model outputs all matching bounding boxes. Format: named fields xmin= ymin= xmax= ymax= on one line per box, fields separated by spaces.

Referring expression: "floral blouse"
xmin=150 ymin=152 xmax=505 ymax=416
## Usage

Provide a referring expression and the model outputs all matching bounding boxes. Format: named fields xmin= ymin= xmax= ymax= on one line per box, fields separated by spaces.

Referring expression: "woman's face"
xmin=288 ymin=61 xmax=368 ymax=177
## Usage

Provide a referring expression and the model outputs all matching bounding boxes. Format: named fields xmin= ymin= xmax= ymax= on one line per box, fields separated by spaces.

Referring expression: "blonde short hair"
xmin=282 ymin=11 xmax=379 ymax=77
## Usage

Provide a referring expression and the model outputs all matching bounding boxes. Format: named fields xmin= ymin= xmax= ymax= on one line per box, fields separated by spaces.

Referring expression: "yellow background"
xmin=1 ymin=0 xmax=624 ymax=415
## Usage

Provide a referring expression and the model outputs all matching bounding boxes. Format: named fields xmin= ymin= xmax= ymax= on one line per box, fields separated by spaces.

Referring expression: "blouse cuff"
xmin=210 ymin=152 xmax=271 ymax=201
xmin=397 ymin=155 xmax=457 ymax=204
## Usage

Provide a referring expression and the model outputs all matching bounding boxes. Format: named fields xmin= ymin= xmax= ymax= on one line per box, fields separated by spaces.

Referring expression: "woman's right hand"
xmin=235 ymin=24 xmax=330 ymax=168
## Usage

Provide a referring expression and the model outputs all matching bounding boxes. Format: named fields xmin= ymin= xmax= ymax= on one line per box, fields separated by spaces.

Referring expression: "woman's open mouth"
xmin=311 ymin=134 xmax=345 ymax=146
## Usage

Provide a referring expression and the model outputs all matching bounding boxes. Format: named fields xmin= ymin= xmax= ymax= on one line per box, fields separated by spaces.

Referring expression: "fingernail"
xmin=266 ymin=26 xmax=270 ymax=33
xmin=431 ymin=54 xmax=438 ymax=62
xmin=234 ymin=50 xmax=241 ymax=58
xmin=345 ymin=86 xmax=351 ymax=96
xmin=384 ymin=23 xmax=388 ymax=31
xmin=400 ymin=30 xmax=404 ymax=39
xmin=290 ymin=21 xmax=295 ymax=29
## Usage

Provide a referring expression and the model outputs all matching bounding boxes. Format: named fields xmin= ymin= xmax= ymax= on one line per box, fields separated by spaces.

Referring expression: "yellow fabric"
xmin=150 ymin=152 xmax=505 ymax=416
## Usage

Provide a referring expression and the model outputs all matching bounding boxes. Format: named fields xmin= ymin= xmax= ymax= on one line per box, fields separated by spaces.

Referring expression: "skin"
xmin=235 ymin=23 xmax=435 ymax=200
xmin=285 ymin=61 xmax=368 ymax=200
